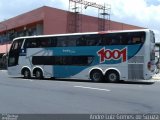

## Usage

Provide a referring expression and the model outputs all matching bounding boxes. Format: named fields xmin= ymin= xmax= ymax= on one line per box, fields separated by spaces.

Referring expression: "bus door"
xmin=8 ymin=39 xmax=23 ymax=74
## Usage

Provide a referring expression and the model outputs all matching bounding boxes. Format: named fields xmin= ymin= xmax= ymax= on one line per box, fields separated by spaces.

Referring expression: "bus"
xmin=7 ymin=29 xmax=156 ymax=82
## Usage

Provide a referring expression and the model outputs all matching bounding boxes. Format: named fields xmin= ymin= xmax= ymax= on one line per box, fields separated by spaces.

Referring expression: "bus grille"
xmin=128 ymin=64 xmax=143 ymax=80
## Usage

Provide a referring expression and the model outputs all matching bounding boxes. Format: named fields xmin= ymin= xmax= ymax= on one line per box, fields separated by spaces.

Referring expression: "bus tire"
xmin=105 ymin=70 xmax=119 ymax=83
xmin=35 ymin=69 xmax=43 ymax=79
xmin=90 ymin=70 xmax=103 ymax=82
xmin=23 ymin=69 xmax=31 ymax=79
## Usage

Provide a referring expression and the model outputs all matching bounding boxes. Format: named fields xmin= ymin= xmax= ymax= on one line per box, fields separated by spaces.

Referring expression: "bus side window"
xmin=29 ymin=41 xmax=37 ymax=48
xmin=57 ymin=36 xmax=67 ymax=47
xmin=68 ymin=36 xmax=77 ymax=46
xmin=24 ymin=39 xmax=38 ymax=48
xmin=86 ymin=34 xmax=101 ymax=46
xmin=50 ymin=37 xmax=57 ymax=47
xmin=111 ymin=34 xmax=121 ymax=45
xmin=101 ymin=35 xmax=111 ymax=45
xmin=11 ymin=39 xmax=23 ymax=50
xmin=120 ymin=33 xmax=130 ymax=45
xmin=11 ymin=42 xmax=16 ymax=50
xmin=132 ymin=37 xmax=141 ymax=44
xmin=76 ymin=36 xmax=87 ymax=46
xmin=39 ymin=38 xmax=47 ymax=47
xmin=24 ymin=39 xmax=29 ymax=48
xmin=130 ymin=32 xmax=145 ymax=44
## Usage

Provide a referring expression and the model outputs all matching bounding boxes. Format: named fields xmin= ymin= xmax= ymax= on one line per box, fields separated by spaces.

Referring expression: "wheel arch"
xmin=104 ymin=68 xmax=121 ymax=79
xmin=32 ymin=66 xmax=44 ymax=76
xmin=89 ymin=67 xmax=104 ymax=76
xmin=89 ymin=67 xmax=104 ymax=82
xmin=21 ymin=66 xmax=31 ymax=75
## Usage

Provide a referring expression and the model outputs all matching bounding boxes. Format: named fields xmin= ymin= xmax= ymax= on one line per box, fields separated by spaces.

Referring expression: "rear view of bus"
xmin=7 ymin=29 xmax=156 ymax=82
xmin=146 ymin=30 xmax=156 ymax=78
xmin=128 ymin=30 xmax=156 ymax=80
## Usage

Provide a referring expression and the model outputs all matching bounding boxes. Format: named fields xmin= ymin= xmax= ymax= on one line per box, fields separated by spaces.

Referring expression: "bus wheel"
xmin=90 ymin=70 xmax=103 ymax=82
xmin=23 ymin=69 xmax=31 ymax=79
xmin=105 ymin=70 xmax=119 ymax=83
xmin=35 ymin=69 xmax=43 ymax=79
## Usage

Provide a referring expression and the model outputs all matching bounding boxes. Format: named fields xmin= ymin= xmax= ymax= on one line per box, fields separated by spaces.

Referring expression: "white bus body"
xmin=8 ymin=29 xmax=156 ymax=82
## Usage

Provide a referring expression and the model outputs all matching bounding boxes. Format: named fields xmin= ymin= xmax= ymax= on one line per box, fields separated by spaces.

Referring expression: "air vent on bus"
xmin=128 ymin=64 xmax=143 ymax=80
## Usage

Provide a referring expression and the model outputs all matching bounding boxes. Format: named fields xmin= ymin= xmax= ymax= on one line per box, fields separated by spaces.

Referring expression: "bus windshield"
xmin=8 ymin=39 xmax=24 ymax=67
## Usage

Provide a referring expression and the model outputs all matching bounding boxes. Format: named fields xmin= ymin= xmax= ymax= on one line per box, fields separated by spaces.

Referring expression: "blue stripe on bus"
xmin=53 ymin=66 xmax=86 ymax=78
xmin=46 ymin=44 xmax=142 ymax=78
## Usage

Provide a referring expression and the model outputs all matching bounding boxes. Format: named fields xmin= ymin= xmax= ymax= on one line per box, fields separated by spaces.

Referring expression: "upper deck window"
xmin=23 ymin=31 xmax=146 ymax=48
xmin=101 ymin=32 xmax=145 ymax=45
xmin=24 ymin=37 xmax=57 ymax=48
xmin=11 ymin=39 xmax=23 ymax=50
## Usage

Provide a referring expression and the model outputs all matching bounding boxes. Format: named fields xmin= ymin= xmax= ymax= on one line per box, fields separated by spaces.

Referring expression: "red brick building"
xmin=0 ymin=6 xmax=144 ymax=54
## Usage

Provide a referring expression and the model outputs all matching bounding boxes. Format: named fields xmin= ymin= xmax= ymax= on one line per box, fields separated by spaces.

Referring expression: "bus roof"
xmin=13 ymin=29 xmax=150 ymax=41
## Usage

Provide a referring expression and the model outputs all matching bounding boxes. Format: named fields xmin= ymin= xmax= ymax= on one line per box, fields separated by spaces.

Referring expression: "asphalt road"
xmin=0 ymin=70 xmax=160 ymax=114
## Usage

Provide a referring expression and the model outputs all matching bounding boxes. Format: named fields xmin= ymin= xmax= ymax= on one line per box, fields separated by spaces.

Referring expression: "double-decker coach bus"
xmin=7 ymin=29 xmax=156 ymax=82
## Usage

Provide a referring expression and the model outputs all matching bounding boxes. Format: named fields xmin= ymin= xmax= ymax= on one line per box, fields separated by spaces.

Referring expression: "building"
xmin=0 ymin=6 xmax=144 ymax=68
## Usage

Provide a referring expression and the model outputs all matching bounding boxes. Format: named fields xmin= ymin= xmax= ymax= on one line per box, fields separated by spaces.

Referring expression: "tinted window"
xmin=24 ymin=37 xmax=57 ymax=48
xmin=101 ymin=32 xmax=145 ymax=45
xmin=102 ymin=34 xmax=121 ymax=45
xmin=119 ymin=33 xmax=130 ymax=45
xmin=68 ymin=36 xmax=79 ymax=46
xmin=11 ymin=39 xmax=23 ymax=50
xmin=23 ymin=32 xmax=145 ymax=48
xmin=32 ymin=56 xmax=93 ymax=66
xmin=57 ymin=36 xmax=77 ymax=47
xmin=86 ymin=34 xmax=101 ymax=46
xmin=38 ymin=37 xmax=57 ymax=47
xmin=57 ymin=36 xmax=67 ymax=47
xmin=76 ymin=36 xmax=87 ymax=46
xmin=129 ymin=32 xmax=145 ymax=44
xmin=24 ymin=38 xmax=39 ymax=48
xmin=8 ymin=39 xmax=24 ymax=66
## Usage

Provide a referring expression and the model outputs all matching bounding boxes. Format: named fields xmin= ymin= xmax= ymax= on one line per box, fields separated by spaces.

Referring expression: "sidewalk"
xmin=152 ymin=73 xmax=160 ymax=80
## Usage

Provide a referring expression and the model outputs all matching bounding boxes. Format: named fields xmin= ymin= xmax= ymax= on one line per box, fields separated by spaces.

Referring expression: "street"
xmin=0 ymin=70 xmax=160 ymax=114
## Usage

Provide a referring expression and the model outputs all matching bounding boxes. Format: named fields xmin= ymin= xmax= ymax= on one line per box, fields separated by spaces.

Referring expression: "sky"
xmin=0 ymin=0 xmax=160 ymax=42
